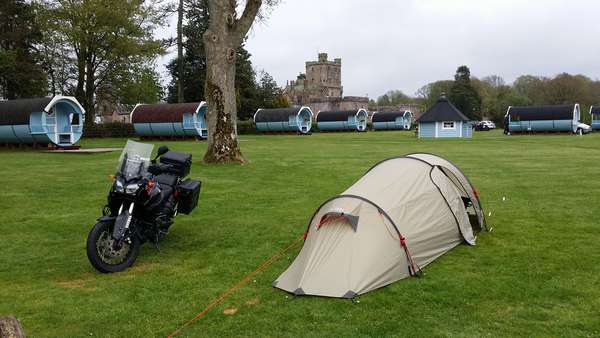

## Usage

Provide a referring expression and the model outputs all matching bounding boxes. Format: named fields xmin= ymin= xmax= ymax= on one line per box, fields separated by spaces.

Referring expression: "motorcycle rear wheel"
xmin=86 ymin=221 xmax=140 ymax=273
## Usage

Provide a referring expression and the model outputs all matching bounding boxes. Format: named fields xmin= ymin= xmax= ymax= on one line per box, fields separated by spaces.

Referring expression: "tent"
xmin=274 ymin=153 xmax=486 ymax=298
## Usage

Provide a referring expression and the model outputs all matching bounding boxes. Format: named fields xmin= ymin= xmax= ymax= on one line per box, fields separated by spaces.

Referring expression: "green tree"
xmin=41 ymin=0 xmax=165 ymax=127
xmin=512 ymin=75 xmax=549 ymax=105
xmin=449 ymin=65 xmax=481 ymax=119
xmin=0 ymin=0 xmax=47 ymax=99
xmin=116 ymin=65 xmax=163 ymax=105
xmin=417 ymin=80 xmax=454 ymax=108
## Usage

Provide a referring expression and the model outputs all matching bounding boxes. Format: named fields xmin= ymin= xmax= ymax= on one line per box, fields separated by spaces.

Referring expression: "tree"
xmin=176 ymin=0 xmax=184 ymax=103
xmin=449 ymin=65 xmax=481 ymax=120
xmin=513 ymin=75 xmax=549 ymax=105
xmin=41 ymin=0 xmax=165 ymax=127
xmin=0 ymin=0 xmax=47 ymax=99
xmin=417 ymin=80 xmax=454 ymax=108
xmin=202 ymin=0 xmax=277 ymax=164
xmin=116 ymin=65 xmax=163 ymax=105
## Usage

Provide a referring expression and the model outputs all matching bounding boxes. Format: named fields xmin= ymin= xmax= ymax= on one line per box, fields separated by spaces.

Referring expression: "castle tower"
xmin=305 ymin=53 xmax=343 ymax=99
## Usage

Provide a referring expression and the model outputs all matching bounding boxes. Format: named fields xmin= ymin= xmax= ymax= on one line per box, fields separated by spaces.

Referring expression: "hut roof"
xmin=317 ymin=109 xmax=365 ymax=122
xmin=372 ymin=111 xmax=411 ymax=123
xmin=507 ymin=105 xmax=576 ymax=121
xmin=131 ymin=102 xmax=204 ymax=123
xmin=418 ymin=96 xmax=469 ymax=123
xmin=0 ymin=97 xmax=53 ymax=125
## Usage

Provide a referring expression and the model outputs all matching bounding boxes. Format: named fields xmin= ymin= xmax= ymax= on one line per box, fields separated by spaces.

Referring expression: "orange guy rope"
xmin=167 ymin=236 xmax=304 ymax=338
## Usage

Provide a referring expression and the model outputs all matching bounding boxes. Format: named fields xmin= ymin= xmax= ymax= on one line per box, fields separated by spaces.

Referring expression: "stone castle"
xmin=283 ymin=53 xmax=369 ymax=113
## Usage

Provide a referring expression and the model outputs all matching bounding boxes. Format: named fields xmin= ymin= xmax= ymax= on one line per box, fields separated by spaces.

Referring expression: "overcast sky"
xmin=159 ymin=0 xmax=600 ymax=99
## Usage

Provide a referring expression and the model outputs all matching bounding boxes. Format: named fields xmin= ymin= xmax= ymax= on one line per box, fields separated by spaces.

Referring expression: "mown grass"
xmin=0 ymin=130 xmax=599 ymax=337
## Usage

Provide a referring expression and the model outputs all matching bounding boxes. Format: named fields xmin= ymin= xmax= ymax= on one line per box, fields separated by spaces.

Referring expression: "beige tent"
xmin=274 ymin=153 xmax=486 ymax=298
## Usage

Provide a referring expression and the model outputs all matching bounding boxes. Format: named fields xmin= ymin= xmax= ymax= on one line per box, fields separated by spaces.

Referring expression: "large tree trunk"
xmin=177 ymin=0 xmax=184 ymax=103
xmin=84 ymin=58 xmax=96 ymax=127
xmin=0 ymin=315 xmax=26 ymax=338
xmin=202 ymin=0 xmax=262 ymax=164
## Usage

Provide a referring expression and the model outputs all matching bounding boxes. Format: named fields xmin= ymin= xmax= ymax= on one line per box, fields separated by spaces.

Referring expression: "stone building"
xmin=284 ymin=53 xmax=369 ymax=113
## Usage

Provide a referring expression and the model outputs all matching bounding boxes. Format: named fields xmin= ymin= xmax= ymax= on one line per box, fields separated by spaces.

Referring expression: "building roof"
xmin=418 ymin=96 xmax=470 ymax=123
xmin=507 ymin=105 xmax=576 ymax=121
xmin=131 ymin=102 xmax=204 ymax=123
xmin=317 ymin=109 xmax=367 ymax=122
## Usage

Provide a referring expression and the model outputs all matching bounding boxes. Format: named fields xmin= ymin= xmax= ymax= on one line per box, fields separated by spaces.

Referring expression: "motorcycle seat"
xmin=156 ymin=174 xmax=178 ymax=187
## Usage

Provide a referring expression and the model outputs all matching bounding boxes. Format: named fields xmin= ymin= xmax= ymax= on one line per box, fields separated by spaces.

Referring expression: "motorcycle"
xmin=86 ymin=140 xmax=201 ymax=273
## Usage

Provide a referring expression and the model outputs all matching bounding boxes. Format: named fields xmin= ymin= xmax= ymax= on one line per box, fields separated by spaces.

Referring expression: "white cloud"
xmin=158 ymin=0 xmax=600 ymax=99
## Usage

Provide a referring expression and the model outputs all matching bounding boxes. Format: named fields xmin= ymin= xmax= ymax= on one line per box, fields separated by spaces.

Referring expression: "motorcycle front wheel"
xmin=86 ymin=221 xmax=140 ymax=273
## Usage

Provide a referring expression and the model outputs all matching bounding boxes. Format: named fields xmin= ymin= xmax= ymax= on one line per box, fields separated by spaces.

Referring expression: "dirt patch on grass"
xmin=56 ymin=273 xmax=97 ymax=291
xmin=223 ymin=308 xmax=238 ymax=315
xmin=246 ymin=298 xmax=260 ymax=306
xmin=129 ymin=261 xmax=159 ymax=273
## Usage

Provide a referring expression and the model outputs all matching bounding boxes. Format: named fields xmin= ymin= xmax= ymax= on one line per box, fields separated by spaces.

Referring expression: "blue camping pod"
xmin=505 ymin=104 xmax=581 ymax=134
xmin=131 ymin=102 xmax=207 ymax=138
xmin=591 ymin=106 xmax=600 ymax=130
xmin=316 ymin=109 xmax=368 ymax=132
xmin=0 ymin=96 xmax=85 ymax=147
xmin=254 ymin=106 xmax=313 ymax=134
xmin=372 ymin=111 xmax=413 ymax=130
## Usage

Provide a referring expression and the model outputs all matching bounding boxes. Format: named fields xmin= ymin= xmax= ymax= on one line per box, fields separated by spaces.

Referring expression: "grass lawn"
xmin=0 ymin=130 xmax=599 ymax=337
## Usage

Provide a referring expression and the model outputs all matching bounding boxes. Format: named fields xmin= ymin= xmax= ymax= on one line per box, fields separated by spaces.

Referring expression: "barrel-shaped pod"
xmin=505 ymin=104 xmax=580 ymax=133
xmin=253 ymin=106 xmax=313 ymax=134
xmin=372 ymin=111 xmax=413 ymax=130
xmin=0 ymin=96 xmax=85 ymax=146
xmin=131 ymin=102 xmax=207 ymax=138
xmin=591 ymin=106 xmax=600 ymax=130
xmin=317 ymin=109 xmax=368 ymax=132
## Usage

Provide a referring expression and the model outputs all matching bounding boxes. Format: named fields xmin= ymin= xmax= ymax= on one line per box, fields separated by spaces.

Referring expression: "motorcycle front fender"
xmin=97 ymin=215 xmax=116 ymax=223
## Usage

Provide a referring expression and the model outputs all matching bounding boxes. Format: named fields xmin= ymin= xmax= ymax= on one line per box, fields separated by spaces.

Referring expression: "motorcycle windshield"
xmin=117 ymin=140 xmax=154 ymax=180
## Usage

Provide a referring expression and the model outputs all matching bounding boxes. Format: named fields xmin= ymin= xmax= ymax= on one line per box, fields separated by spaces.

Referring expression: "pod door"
xmin=49 ymin=101 xmax=83 ymax=145
xmin=298 ymin=109 xmax=312 ymax=133
xmin=356 ymin=111 xmax=367 ymax=132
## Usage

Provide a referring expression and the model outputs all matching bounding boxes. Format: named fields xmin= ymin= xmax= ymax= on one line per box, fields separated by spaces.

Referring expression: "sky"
xmin=158 ymin=0 xmax=600 ymax=99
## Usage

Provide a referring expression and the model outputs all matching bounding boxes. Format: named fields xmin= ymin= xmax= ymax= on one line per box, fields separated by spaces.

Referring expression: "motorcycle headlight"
xmin=125 ymin=183 xmax=140 ymax=194
xmin=115 ymin=180 xmax=124 ymax=192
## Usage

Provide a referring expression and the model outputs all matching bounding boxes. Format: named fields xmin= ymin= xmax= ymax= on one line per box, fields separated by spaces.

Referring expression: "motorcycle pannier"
xmin=160 ymin=151 xmax=192 ymax=177
xmin=178 ymin=179 xmax=201 ymax=215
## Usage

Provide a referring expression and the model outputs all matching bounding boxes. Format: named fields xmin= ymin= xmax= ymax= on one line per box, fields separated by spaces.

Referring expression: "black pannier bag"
xmin=160 ymin=151 xmax=192 ymax=177
xmin=178 ymin=179 xmax=201 ymax=215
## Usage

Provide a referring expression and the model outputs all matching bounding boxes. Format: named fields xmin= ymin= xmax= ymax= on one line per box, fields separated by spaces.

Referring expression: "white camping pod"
xmin=274 ymin=153 xmax=486 ymax=298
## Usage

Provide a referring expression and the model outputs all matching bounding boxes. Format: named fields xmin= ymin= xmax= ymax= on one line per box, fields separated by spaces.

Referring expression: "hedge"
xmin=83 ymin=123 xmax=135 ymax=138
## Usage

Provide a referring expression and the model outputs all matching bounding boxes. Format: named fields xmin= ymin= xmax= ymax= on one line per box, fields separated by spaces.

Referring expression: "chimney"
xmin=318 ymin=53 xmax=328 ymax=62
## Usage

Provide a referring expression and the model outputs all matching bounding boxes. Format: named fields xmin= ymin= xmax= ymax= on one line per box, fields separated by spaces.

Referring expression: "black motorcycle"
xmin=86 ymin=140 xmax=201 ymax=273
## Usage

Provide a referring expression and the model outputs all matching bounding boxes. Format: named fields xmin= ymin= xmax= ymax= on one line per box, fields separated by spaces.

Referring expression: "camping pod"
xmin=590 ymin=106 xmax=600 ymax=130
xmin=317 ymin=109 xmax=368 ymax=132
xmin=504 ymin=104 xmax=581 ymax=134
xmin=372 ymin=111 xmax=413 ymax=130
xmin=274 ymin=153 xmax=486 ymax=298
xmin=0 ymin=96 xmax=85 ymax=147
xmin=253 ymin=106 xmax=313 ymax=134
xmin=131 ymin=102 xmax=207 ymax=138
xmin=417 ymin=95 xmax=472 ymax=138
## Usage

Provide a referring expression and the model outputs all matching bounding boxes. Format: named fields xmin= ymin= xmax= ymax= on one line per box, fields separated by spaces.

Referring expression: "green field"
xmin=1 ymin=130 xmax=599 ymax=337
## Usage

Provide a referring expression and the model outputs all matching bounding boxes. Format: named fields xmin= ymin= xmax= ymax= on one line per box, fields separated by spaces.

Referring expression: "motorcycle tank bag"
xmin=160 ymin=151 xmax=192 ymax=177
xmin=178 ymin=179 xmax=201 ymax=215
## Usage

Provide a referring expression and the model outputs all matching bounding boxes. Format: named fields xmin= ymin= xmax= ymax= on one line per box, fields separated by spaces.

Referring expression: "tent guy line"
xmin=166 ymin=235 xmax=304 ymax=338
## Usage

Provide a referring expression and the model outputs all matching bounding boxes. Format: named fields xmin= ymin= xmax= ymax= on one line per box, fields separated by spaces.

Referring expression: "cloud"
xmin=243 ymin=0 xmax=600 ymax=98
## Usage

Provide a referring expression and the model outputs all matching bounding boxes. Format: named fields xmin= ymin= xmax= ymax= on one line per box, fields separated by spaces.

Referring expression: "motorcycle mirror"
xmin=157 ymin=146 xmax=169 ymax=157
